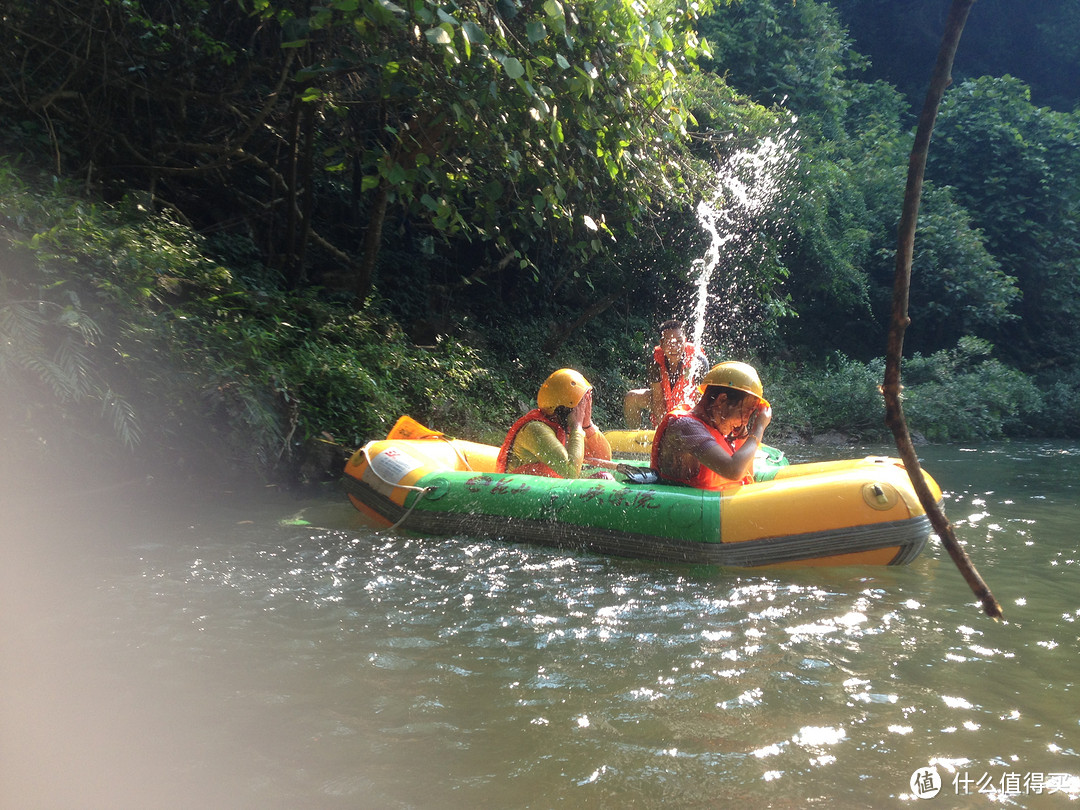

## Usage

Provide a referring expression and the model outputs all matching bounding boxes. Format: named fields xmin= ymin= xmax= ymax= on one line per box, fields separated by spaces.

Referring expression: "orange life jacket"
xmin=496 ymin=409 xmax=568 ymax=478
xmin=650 ymin=409 xmax=752 ymax=491
xmin=654 ymin=343 xmax=701 ymax=413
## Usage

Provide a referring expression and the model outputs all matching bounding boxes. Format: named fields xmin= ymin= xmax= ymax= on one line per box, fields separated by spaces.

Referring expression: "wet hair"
xmin=551 ymin=405 xmax=572 ymax=427
xmin=700 ymin=385 xmax=751 ymax=410
xmin=659 ymin=319 xmax=685 ymax=334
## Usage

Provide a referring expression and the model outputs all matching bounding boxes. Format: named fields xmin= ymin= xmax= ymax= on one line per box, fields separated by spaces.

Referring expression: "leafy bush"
xmin=763 ymin=338 xmax=1044 ymax=443
xmin=1020 ymin=368 xmax=1080 ymax=440
xmin=766 ymin=354 xmax=887 ymax=440
xmin=0 ymin=166 xmax=143 ymax=455
xmin=0 ymin=162 xmax=511 ymax=482
xmin=902 ymin=337 xmax=1042 ymax=441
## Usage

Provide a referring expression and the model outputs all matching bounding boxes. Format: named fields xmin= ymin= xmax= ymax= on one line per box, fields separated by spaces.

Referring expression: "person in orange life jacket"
xmin=650 ymin=361 xmax=771 ymax=491
xmin=623 ymin=319 xmax=708 ymax=428
xmin=497 ymin=368 xmax=613 ymax=478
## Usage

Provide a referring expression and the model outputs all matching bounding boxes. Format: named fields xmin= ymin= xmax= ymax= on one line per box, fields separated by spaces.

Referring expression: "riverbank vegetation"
xmin=2 ymin=0 xmax=1079 ymax=487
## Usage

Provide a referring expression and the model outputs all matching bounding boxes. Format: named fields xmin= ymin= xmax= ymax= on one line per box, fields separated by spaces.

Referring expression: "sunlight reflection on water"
xmin=3 ymin=443 xmax=1080 ymax=808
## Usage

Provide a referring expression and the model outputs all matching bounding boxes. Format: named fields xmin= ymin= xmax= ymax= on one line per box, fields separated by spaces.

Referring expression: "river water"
xmin=2 ymin=442 xmax=1078 ymax=808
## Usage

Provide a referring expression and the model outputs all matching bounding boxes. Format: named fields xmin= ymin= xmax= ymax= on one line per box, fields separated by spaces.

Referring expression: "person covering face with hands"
xmin=650 ymin=361 xmax=771 ymax=490
xmin=497 ymin=368 xmax=612 ymax=478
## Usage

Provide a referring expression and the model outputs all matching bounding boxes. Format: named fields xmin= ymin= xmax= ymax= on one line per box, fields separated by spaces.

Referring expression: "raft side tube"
xmin=720 ymin=462 xmax=935 ymax=543
xmin=345 ymin=438 xmax=502 ymax=506
xmin=413 ymin=470 xmax=711 ymax=544
xmin=341 ymin=470 xmax=930 ymax=567
xmin=342 ymin=436 xmax=938 ymax=568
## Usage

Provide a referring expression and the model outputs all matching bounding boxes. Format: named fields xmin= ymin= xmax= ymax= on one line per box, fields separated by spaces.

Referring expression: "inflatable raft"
xmin=605 ymin=428 xmax=659 ymax=460
xmin=343 ymin=417 xmax=940 ymax=568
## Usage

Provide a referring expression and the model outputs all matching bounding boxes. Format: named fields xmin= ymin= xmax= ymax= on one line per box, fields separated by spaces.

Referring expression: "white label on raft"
xmin=370 ymin=447 xmax=424 ymax=482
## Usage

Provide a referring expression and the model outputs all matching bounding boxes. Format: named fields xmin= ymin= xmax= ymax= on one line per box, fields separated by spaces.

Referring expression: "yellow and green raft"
xmin=343 ymin=417 xmax=940 ymax=568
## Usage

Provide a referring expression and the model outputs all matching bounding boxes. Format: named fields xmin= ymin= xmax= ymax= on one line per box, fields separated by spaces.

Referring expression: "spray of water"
xmin=687 ymin=132 xmax=797 ymax=371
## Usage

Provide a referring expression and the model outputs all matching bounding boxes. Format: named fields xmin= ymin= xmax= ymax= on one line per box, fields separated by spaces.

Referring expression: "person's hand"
xmin=570 ymin=389 xmax=593 ymax=430
xmin=749 ymin=402 xmax=772 ymax=436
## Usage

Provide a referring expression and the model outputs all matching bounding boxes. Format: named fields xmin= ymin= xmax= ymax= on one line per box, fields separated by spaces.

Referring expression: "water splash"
xmin=688 ymin=132 xmax=797 ymax=362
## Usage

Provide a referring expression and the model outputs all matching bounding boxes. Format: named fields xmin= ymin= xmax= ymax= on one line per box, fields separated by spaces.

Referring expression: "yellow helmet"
xmin=537 ymin=368 xmax=591 ymax=412
xmin=698 ymin=361 xmax=764 ymax=400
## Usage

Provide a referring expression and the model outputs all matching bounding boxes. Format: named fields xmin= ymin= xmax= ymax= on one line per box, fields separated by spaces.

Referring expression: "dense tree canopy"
xmin=831 ymin=0 xmax=1080 ymax=112
xmin=3 ymin=0 xmax=1080 ymax=481
xmin=699 ymin=0 xmax=1024 ymax=361
xmin=1 ymin=0 xmax=782 ymax=306
xmin=927 ymin=76 xmax=1080 ymax=368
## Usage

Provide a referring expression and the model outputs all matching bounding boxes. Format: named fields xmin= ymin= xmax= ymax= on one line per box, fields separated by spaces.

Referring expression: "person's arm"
xmin=690 ymin=405 xmax=772 ymax=481
xmin=649 ymin=382 xmax=667 ymax=424
xmin=583 ymin=423 xmax=611 ymax=461
xmin=646 ymin=356 xmax=667 ymax=423
xmin=514 ymin=420 xmax=587 ymax=478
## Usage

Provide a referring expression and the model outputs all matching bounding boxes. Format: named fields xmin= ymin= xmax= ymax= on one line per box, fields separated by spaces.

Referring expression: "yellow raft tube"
xmin=343 ymin=418 xmax=941 ymax=569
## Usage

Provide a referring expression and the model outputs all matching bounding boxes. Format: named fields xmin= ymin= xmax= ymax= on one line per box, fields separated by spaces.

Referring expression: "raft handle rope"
xmin=360 ymin=445 xmax=436 ymax=533
xmin=435 ymin=434 xmax=474 ymax=471
xmin=408 ymin=431 xmax=475 ymax=471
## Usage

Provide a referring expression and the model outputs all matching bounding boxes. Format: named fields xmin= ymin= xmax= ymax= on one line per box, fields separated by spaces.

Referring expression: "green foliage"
xmin=0 ymin=162 xmax=509 ymax=479
xmin=902 ymin=338 xmax=1043 ymax=442
xmin=0 ymin=0 xmax=794 ymax=353
xmin=764 ymin=338 xmax=1044 ymax=443
xmin=701 ymin=4 xmax=1030 ymax=366
xmin=246 ymin=0 xmax=746 ymax=290
xmin=0 ymin=167 xmax=142 ymax=451
xmin=767 ymin=354 xmax=887 ymax=440
xmin=1030 ymin=367 xmax=1080 ymax=439
xmin=857 ymin=144 xmax=1020 ymax=356
xmin=928 ymin=76 xmax=1080 ymax=367
xmin=274 ymin=310 xmax=514 ymax=448
xmin=700 ymin=0 xmax=864 ymax=139
xmin=701 ymin=2 xmax=892 ymax=357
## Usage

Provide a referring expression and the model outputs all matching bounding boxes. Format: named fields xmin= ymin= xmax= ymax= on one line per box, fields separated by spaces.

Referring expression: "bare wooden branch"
xmin=542 ymin=290 xmax=622 ymax=357
xmin=884 ymin=0 xmax=1003 ymax=620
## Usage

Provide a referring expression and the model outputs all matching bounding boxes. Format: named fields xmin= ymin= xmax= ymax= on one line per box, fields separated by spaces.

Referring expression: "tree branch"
xmin=883 ymin=0 xmax=1002 ymax=620
xmin=542 ymin=290 xmax=623 ymax=357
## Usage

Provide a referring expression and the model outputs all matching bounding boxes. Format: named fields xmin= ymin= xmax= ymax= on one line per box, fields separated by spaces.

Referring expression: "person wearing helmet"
xmin=497 ymin=369 xmax=612 ymax=478
xmin=623 ymin=320 xmax=708 ymax=428
xmin=649 ymin=361 xmax=771 ymax=490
